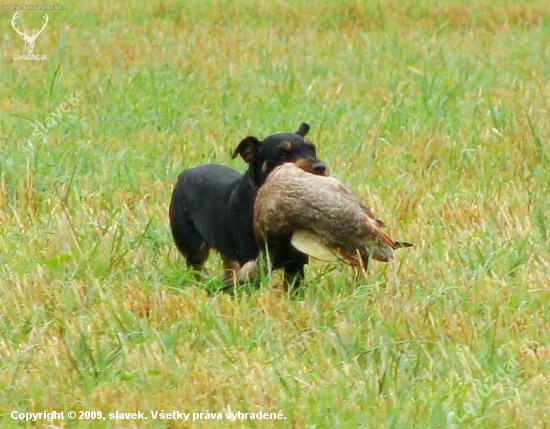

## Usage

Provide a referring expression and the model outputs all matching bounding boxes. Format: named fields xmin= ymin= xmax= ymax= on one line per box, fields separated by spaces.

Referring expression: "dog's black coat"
xmin=169 ymin=123 xmax=326 ymax=286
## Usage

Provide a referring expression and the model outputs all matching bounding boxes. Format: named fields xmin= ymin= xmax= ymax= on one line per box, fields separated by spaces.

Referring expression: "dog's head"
xmin=232 ymin=122 xmax=327 ymax=187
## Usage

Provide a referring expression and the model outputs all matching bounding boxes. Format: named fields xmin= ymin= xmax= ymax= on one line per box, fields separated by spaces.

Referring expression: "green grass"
xmin=1 ymin=0 xmax=549 ymax=427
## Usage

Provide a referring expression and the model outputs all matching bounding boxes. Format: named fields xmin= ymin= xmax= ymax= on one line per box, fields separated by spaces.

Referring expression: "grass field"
xmin=1 ymin=0 xmax=549 ymax=427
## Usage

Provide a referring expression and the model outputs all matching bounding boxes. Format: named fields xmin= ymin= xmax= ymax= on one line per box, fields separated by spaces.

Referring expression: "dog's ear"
xmin=295 ymin=123 xmax=310 ymax=137
xmin=232 ymin=136 xmax=261 ymax=163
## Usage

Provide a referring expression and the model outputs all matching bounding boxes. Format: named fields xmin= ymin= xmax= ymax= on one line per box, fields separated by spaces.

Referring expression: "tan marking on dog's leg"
xmin=190 ymin=263 xmax=206 ymax=281
xmin=223 ymin=258 xmax=241 ymax=287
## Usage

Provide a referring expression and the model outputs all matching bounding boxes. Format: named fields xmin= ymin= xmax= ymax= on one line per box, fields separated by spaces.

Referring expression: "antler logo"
xmin=11 ymin=12 xmax=49 ymax=54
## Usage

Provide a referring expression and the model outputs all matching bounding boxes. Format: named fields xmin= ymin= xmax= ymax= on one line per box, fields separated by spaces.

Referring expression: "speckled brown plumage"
xmin=254 ymin=163 xmax=412 ymax=269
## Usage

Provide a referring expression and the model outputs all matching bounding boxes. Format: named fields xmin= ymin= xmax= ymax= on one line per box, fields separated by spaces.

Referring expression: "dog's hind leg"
xmin=169 ymin=202 xmax=210 ymax=278
xmin=179 ymin=232 xmax=210 ymax=279
xmin=186 ymin=241 xmax=209 ymax=279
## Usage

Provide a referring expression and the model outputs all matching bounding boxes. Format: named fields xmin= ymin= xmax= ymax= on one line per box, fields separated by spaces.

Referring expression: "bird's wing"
xmin=323 ymin=177 xmax=387 ymax=229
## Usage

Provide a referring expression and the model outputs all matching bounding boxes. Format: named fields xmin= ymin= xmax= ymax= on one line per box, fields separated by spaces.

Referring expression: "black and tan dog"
xmin=169 ymin=123 xmax=327 ymax=287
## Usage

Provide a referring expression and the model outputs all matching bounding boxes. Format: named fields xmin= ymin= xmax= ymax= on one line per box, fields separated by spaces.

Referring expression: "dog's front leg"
xmin=222 ymin=258 xmax=242 ymax=287
xmin=282 ymin=252 xmax=308 ymax=291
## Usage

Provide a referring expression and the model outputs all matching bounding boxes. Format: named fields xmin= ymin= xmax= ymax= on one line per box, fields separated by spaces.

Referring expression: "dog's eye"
xmin=279 ymin=148 xmax=293 ymax=159
xmin=306 ymin=144 xmax=317 ymax=156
